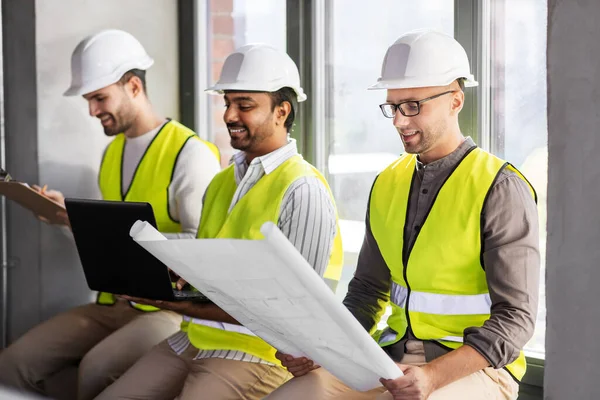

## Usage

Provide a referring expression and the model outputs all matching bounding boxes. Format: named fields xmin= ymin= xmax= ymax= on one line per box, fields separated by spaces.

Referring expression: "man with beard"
xmin=266 ymin=30 xmax=540 ymax=400
xmin=93 ymin=43 xmax=344 ymax=400
xmin=0 ymin=29 xmax=221 ymax=400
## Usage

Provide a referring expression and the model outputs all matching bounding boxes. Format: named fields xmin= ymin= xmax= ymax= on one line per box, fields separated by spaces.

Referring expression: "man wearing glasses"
xmin=268 ymin=29 xmax=540 ymax=400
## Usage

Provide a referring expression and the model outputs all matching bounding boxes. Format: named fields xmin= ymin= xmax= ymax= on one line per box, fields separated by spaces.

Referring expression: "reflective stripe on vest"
xmin=97 ymin=120 xmax=220 ymax=312
xmin=390 ymin=282 xmax=492 ymax=315
xmin=184 ymin=154 xmax=343 ymax=364
xmin=370 ymin=147 xmax=536 ymax=381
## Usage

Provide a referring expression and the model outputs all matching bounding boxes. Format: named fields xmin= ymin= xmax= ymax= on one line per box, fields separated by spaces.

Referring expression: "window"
xmin=203 ymin=0 xmax=286 ymax=168
xmin=194 ymin=0 xmax=547 ymax=361
xmin=322 ymin=0 xmax=454 ymax=299
xmin=487 ymin=0 xmax=548 ymax=358
xmin=321 ymin=0 xmax=547 ymax=359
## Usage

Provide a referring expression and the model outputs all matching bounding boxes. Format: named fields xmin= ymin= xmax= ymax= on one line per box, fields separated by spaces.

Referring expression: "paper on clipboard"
xmin=0 ymin=181 xmax=66 ymax=224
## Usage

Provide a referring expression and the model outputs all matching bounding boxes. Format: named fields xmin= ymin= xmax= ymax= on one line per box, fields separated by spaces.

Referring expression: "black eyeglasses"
xmin=379 ymin=90 xmax=457 ymax=118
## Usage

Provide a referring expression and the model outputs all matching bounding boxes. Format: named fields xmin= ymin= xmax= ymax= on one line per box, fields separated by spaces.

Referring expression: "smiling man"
xmin=94 ymin=43 xmax=344 ymax=400
xmin=267 ymin=30 xmax=540 ymax=400
xmin=0 ymin=29 xmax=221 ymax=400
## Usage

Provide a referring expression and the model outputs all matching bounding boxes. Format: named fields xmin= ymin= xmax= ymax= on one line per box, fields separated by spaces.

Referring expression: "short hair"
xmin=268 ymin=87 xmax=298 ymax=133
xmin=457 ymin=78 xmax=465 ymax=91
xmin=119 ymin=69 xmax=147 ymax=94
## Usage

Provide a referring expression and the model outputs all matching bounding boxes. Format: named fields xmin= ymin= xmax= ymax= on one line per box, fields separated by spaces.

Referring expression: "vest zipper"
xmin=402 ymin=229 xmax=421 ymax=339
xmin=401 ymin=173 xmax=417 ymax=340
xmin=400 ymin=146 xmax=477 ymax=342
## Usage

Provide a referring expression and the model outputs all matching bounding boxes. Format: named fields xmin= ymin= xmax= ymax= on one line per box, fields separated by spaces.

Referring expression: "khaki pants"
xmin=95 ymin=337 xmax=291 ymax=400
xmin=0 ymin=299 xmax=181 ymax=400
xmin=264 ymin=341 xmax=520 ymax=400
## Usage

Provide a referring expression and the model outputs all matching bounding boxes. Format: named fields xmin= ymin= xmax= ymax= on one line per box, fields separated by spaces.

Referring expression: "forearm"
xmin=343 ymin=209 xmax=391 ymax=332
xmin=344 ymin=276 xmax=390 ymax=332
xmin=464 ymin=301 xmax=536 ymax=368
xmin=422 ymin=345 xmax=489 ymax=391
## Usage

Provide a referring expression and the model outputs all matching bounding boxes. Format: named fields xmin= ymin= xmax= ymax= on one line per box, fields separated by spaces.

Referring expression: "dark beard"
xmin=103 ymin=119 xmax=132 ymax=137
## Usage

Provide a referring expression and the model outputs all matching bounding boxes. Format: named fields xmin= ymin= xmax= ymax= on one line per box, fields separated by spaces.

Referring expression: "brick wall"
xmin=210 ymin=0 xmax=235 ymax=168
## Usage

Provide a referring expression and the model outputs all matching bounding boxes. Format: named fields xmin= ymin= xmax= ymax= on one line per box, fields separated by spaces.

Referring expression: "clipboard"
xmin=0 ymin=181 xmax=66 ymax=224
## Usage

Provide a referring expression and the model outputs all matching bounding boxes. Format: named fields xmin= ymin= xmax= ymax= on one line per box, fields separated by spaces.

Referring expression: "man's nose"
xmin=224 ymin=106 xmax=239 ymax=124
xmin=393 ymin=109 xmax=412 ymax=128
xmin=88 ymin=101 xmax=100 ymax=117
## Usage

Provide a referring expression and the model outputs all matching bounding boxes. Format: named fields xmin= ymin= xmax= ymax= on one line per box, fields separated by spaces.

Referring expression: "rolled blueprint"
xmin=130 ymin=220 xmax=168 ymax=241
xmin=131 ymin=220 xmax=402 ymax=391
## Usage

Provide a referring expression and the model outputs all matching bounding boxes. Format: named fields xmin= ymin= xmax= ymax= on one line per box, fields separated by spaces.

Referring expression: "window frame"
xmin=455 ymin=0 xmax=546 ymax=393
xmin=182 ymin=0 xmax=546 ymax=394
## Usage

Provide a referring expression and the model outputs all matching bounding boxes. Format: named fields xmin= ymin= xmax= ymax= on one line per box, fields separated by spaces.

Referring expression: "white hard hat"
xmin=64 ymin=29 xmax=154 ymax=96
xmin=207 ymin=43 xmax=307 ymax=102
xmin=369 ymin=29 xmax=478 ymax=90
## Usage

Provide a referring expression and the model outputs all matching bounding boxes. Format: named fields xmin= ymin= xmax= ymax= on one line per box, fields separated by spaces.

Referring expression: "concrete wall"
xmin=545 ymin=1 xmax=600 ymax=398
xmin=2 ymin=0 xmax=40 ymax=344
xmin=4 ymin=0 xmax=179 ymax=342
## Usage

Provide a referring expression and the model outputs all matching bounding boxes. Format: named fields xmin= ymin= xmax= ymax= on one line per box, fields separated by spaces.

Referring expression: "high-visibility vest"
xmin=183 ymin=154 xmax=343 ymax=364
xmin=369 ymin=147 xmax=536 ymax=381
xmin=97 ymin=119 xmax=220 ymax=311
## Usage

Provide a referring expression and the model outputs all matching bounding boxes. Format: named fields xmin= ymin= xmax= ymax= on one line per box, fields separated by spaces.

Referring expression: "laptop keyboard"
xmin=173 ymin=290 xmax=210 ymax=301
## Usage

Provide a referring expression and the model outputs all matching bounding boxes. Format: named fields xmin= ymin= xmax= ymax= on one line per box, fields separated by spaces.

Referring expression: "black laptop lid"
xmin=64 ymin=198 xmax=176 ymax=300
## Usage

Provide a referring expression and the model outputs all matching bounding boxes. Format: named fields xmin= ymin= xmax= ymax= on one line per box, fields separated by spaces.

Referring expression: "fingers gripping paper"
xmin=130 ymin=220 xmax=402 ymax=391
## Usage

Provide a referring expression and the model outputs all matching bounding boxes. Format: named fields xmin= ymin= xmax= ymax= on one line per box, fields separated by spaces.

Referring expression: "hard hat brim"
xmin=368 ymin=75 xmax=478 ymax=90
xmin=206 ymin=83 xmax=307 ymax=102
xmin=64 ymin=57 xmax=154 ymax=97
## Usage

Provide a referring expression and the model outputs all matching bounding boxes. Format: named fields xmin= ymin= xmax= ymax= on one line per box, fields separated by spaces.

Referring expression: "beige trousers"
xmin=0 ymin=299 xmax=181 ymax=400
xmin=95 ymin=337 xmax=291 ymax=400
xmin=264 ymin=341 xmax=520 ymax=400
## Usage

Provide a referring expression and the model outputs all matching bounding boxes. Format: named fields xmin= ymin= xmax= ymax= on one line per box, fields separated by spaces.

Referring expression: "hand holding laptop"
xmin=168 ymin=269 xmax=188 ymax=291
xmin=117 ymin=294 xmax=196 ymax=314
xmin=174 ymin=276 xmax=187 ymax=291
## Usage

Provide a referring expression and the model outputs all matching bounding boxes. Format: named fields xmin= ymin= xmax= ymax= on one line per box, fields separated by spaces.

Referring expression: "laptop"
xmin=64 ymin=198 xmax=210 ymax=303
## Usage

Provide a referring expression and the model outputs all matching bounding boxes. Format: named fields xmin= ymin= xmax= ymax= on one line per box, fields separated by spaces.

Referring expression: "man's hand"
xmin=175 ymin=276 xmax=188 ymax=290
xmin=380 ymin=364 xmax=435 ymax=400
xmin=167 ymin=269 xmax=188 ymax=291
xmin=380 ymin=344 xmax=490 ymax=399
xmin=275 ymin=351 xmax=320 ymax=377
xmin=31 ymin=185 xmax=70 ymax=228
xmin=32 ymin=184 xmax=65 ymax=206
xmin=118 ymin=295 xmax=193 ymax=314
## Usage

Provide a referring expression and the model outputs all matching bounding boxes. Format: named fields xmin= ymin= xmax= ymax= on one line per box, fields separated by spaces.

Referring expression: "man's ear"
xmin=277 ymin=101 xmax=291 ymax=123
xmin=450 ymin=90 xmax=464 ymax=115
xmin=126 ymin=76 xmax=144 ymax=98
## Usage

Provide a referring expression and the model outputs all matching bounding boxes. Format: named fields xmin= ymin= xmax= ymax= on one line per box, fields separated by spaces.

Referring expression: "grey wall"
xmin=545 ymin=1 xmax=600 ymax=399
xmin=2 ymin=0 xmax=41 ymax=345
xmin=4 ymin=0 xmax=179 ymax=343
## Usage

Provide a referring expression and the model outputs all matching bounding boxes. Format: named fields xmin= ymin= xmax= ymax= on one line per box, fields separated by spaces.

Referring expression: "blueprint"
xmin=130 ymin=220 xmax=402 ymax=391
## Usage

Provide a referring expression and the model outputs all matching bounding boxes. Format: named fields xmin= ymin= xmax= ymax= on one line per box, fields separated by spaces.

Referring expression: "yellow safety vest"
xmin=369 ymin=147 xmax=536 ymax=381
xmin=97 ymin=119 xmax=220 ymax=311
xmin=183 ymin=154 xmax=343 ymax=364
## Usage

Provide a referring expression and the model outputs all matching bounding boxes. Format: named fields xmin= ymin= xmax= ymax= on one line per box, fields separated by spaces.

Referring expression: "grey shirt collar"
xmin=415 ymin=136 xmax=476 ymax=174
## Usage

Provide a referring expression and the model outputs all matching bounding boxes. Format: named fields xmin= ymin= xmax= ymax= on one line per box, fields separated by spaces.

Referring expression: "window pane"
xmin=207 ymin=0 xmax=286 ymax=167
xmin=490 ymin=0 xmax=548 ymax=358
xmin=325 ymin=1 xmax=454 ymax=302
